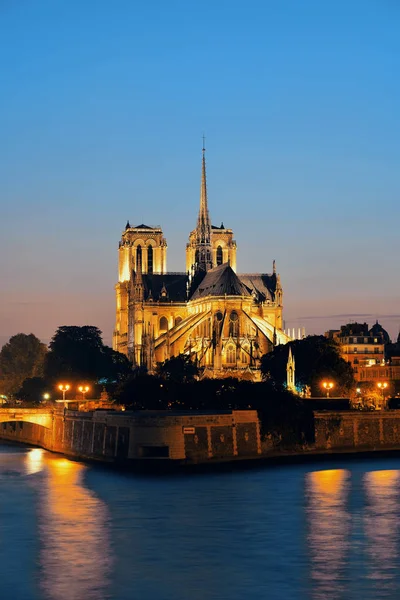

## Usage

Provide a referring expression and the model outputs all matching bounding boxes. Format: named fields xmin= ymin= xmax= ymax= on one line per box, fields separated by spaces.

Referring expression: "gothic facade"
xmin=113 ymin=148 xmax=290 ymax=380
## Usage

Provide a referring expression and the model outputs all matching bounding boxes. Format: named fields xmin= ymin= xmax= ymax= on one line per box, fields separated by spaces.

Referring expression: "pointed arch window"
xmin=159 ymin=316 xmax=168 ymax=333
xmin=226 ymin=345 xmax=236 ymax=364
xmin=216 ymin=245 xmax=223 ymax=266
xmin=229 ymin=311 xmax=239 ymax=337
xmin=147 ymin=245 xmax=153 ymax=274
xmin=241 ymin=346 xmax=249 ymax=364
xmin=136 ymin=245 xmax=142 ymax=270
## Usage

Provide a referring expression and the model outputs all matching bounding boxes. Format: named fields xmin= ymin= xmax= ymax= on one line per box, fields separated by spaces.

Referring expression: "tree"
xmin=15 ymin=377 xmax=48 ymax=404
xmin=0 ymin=333 xmax=47 ymax=397
xmin=260 ymin=335 xmax=355 ymax=396
xmin=44 ymin=325 xmax=131 ymax=385
xmin=156 ymin=354 xmax=200 ymax=384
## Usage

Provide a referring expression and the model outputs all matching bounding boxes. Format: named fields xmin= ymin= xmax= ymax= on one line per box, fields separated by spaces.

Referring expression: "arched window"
xmin=241 ymin=347 xmax=249 ymax=364
xmin=175 ymin=316 xmax=182 ymax=327
xmin=136 ymin=245 xmax=142 ymax=270
xmin=159 ymin=316 xmax=168 ymax=333
xmin=229 ymin=311 xmax=239 ymax=337
xmin=147 ymin=245 xmax=153 ymax=274
xmin=226 ymin=345 xmax=236 ymax=364
xmin=216 ymin=245 xmax=223 ymax=266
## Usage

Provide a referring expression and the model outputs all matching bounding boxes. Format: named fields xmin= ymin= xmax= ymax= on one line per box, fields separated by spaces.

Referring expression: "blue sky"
xmin=1 ymin=0 xmax=399 ymax=346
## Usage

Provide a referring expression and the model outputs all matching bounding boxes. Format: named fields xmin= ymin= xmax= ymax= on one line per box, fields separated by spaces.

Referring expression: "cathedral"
xmin=113 ymin=147 xmax=290 ymax=380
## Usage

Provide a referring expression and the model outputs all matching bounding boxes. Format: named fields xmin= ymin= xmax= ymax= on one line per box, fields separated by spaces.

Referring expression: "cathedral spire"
xmin=194 ymin=139 xmax=213 ymax=272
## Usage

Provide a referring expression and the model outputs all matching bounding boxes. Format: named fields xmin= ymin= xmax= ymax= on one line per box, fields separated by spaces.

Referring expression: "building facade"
xmin=113 ymin=147 xmax=290 ymax=380
xmin=326 ymin=322 xmax=400 ymax=394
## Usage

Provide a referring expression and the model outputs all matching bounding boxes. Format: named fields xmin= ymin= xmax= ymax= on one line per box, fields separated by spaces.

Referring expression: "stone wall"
xmin=0 ymin=409 xmax=261 ymax=465
xmin=314 ymin=411 xmax=400 ymax=451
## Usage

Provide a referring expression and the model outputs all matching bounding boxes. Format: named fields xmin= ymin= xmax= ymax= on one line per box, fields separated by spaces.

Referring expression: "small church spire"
xmin=194 ymin=138 xmax=213 ymax=272
xmin=286 ymin=345 xmax=295 ymax=392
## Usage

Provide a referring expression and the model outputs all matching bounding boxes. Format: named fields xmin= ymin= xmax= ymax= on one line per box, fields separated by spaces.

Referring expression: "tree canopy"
xmin=156 ymin=354 xmax=200 ymax=384
xmin=44 ymin=325 xmax=131 ymax=384
xmin=0 ymin=333 xmax=47 ymax=397
xmin=15 ymin=377 xmax=48 ymax=404
xmin=260 ymin=335 xmax=355 ymax=396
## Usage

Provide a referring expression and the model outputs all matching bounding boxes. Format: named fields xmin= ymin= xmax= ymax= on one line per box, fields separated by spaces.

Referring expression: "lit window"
xmin=229 ymin=311 xmax=239 ymax=337
xmin=147 ymin=245 xmax=153 ymax=274
xmin=136 ymin=245 xmax=142 ymax=270
xmin=159 ymin=316 xmax=168 ymax=332
xmin=226 ymin=345 xmax=236 ymax=364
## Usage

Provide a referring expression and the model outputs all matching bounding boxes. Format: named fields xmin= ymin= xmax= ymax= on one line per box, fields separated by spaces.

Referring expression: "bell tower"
xmin=114 ymin=222 xmax=167 ymax=355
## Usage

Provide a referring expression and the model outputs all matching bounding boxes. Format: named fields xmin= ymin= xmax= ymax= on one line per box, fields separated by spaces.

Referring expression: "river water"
xmin=1 ymin=444 xmax=400 ymax=600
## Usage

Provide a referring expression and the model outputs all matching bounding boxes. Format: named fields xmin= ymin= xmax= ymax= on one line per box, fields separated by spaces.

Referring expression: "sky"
xmin=1 ymin=0 xmax=399 ymax=347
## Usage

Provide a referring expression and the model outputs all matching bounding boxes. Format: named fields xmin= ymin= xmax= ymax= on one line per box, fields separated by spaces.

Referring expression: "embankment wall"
xmin=0 ymin=409 xmax=261 ymax=464
xmin=314 ymin=410 xmax=400 ymax=451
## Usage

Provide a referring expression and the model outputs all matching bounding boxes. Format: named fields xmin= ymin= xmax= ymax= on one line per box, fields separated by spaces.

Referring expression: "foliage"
xmin=115 ymin=373 xmax=315 ymax=448
xmin=114 ymin=371 xmax=168 ymax=409
xmin=156 ymin=354 xmax=200 ymax=384
xmin=0 ymin=333 xmax=47 ymax=397
xmin=260 ymin=335 xmax=355 ymax=396
xmin=15 ymin=377 xmax=48 ymax=404
xmin=44 ymin=325 xmax=131 ymax=385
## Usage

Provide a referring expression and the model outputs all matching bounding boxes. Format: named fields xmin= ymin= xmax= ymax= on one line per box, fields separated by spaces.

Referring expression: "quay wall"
xmin=3 ymin=409 xmax=400 ymax=466
xmin=314 ymin=410 xmax=400 ymax=451
xmin=0 ymin=409 xmax=262 ymax=464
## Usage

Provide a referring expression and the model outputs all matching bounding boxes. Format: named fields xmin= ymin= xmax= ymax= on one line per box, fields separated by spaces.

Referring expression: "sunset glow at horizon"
xmin=1 ymin=1 xmax=399 ymax=348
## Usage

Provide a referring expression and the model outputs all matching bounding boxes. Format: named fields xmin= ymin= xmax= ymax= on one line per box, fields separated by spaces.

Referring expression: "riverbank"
xmin=2 ymin=408 xmax=400 ymax=472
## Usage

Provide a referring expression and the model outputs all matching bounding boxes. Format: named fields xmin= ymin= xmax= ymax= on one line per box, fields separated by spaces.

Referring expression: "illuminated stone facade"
xmin=113 ymin=148 xmax=290 ymax=380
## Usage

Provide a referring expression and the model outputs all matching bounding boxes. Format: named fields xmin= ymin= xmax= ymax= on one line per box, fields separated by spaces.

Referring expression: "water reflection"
xmin=25 ymin=448 xmax=45 ymax=476
xmin=306 ymin=469 xmax=350 ymax=600
xmin=36 ymin=456 xmax=113 ymax=600
xmin=363 ymin=470 xmax=400 ymax=595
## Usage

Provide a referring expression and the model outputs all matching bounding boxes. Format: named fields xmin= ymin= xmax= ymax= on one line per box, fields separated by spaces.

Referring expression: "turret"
xmin=286 ymin=345 xmax=295 ymax=392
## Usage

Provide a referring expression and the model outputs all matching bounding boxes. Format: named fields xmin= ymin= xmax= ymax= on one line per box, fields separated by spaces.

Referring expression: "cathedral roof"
xmin=134 ymin=224 xmax=154 ymax=229
xmin=142 ymin=273 xmax=188 ymax=302
xmin=191 ymin=263 xmax=251 ymax=300
xmin=238 ymin=274 xmax=276 ymax=302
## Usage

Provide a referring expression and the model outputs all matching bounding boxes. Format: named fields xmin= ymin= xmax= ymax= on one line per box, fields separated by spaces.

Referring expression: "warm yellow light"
xmin=322 ymin=382 xmax=334 ymax=390
xmin=377 ymin=382 xmax=388 ymax=390
xmin=43 ymin=393 xmax=50 ymax=400
xmin=78 ymin=385 xmax=90 ymax=393
xmin=58 ymin=384 xmax=70 ymax=391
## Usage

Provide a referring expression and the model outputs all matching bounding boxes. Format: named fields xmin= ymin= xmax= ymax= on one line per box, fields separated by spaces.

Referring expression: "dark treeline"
xmin=0 ymin=328 xmax=358 ymax=448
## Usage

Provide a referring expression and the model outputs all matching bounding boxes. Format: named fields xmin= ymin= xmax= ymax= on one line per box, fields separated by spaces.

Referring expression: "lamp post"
xmin=78 ymin=385 xmax=90 ymax=401
xmin=322 ymin=381 xmax=334 ymax=398
xmin=58 ymin=384 xmax=70 ymax=402
xmin=377 ymin=382 xmax=388 ymax=406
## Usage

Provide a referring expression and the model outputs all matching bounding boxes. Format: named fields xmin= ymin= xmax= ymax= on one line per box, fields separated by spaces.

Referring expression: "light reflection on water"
xmin=33 ymin=455 xmax=112 ymax=600
xmin=363 ymin=470 xmax=400 ymax=594
xmin=306 ymin=469 xmax=350 ymax=600
xmin=2 ymin=445 xmax=400 ymax=599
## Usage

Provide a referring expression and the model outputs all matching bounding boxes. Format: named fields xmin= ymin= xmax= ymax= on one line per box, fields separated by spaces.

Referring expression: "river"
xmin=1 ymin=443 xmax=400 ymax=600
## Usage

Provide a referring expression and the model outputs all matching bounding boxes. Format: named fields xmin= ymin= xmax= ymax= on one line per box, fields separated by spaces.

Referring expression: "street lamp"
xmin=322 ymin=381 xmax=334 ymax=398
xmin=43 ymin=393 xmax=50 ymax=402
xmin=377 ymin=382 xmax=388 ymax=404
xmin=78 ymin=385 xmax=90 ymax=400
xmin=58 ymin=384 xmax=70 ymax=402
